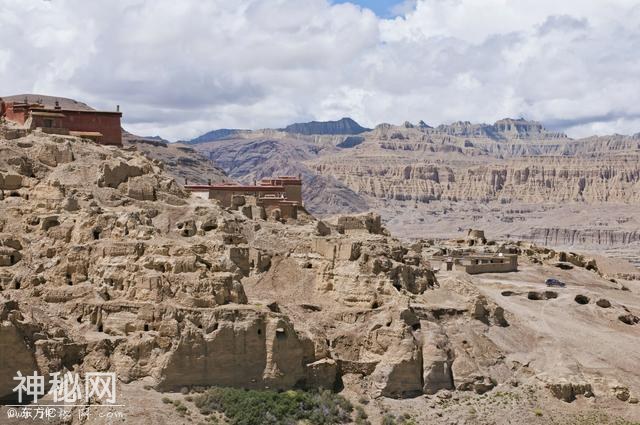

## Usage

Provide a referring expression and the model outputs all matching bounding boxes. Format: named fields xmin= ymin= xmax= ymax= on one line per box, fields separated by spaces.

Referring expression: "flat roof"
xmin=185 ymin=184 xmax=285 ymax=192
xmin=30 ymin=107 xmax=122 ymax=116
xmin=31 ymin=111 xmax=66 ymax=118
xmin=431 ymin=253 xmax=518 ymax=261
xmin=206 ymin=185 xmax=284 ymax=191
xmin=260 ymin=199 xmax=300 ymax=204
xmin=260 ymin=178 xmax=302 ymax=184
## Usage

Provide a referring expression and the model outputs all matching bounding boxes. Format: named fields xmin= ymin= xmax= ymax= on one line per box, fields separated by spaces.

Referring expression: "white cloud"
xmin=0 ymin=0 xmax=639 ymax=140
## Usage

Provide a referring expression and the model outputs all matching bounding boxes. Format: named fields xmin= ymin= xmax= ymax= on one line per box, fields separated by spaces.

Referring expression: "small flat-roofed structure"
xmin=458 ymin=254 xmax=518 ymax=274
xmin=436 ymin=253 xmax=518 ymax=275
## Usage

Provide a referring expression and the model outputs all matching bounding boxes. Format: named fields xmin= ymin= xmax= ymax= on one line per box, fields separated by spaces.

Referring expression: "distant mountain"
xmin=434 ymin=118 xmax=567 ymax=140
xmin=184 ymin=129 xmax=243 ymax=145
xmin=283 ymin=117 xmax=370 ymax=135
xmin=122 ymin=130 xmax=227 ymax=185
xmin=144 ymin=135 xmax=170 ymax=144
xmin=1 ymin=93 xmax=95 ymax=111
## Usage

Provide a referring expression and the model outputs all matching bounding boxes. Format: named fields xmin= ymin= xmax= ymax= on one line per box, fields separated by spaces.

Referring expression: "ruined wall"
xmin=338 ymin=213 xmax=383 ymax=235
xmin=261 ymin=199 xmax=298 ymax=219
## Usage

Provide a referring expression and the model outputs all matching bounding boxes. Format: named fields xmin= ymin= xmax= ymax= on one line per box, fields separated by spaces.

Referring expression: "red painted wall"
xmin=59 ymin=111 xmax=122 ymax=146
xmin=3 ymin=103 xmax=29 ymax=124
xmin=1 ymin=103 xmax=122 ymax=146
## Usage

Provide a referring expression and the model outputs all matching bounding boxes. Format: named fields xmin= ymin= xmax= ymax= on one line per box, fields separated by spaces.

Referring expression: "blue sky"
xmin=333 ymin=0 xmax=411 ymax=17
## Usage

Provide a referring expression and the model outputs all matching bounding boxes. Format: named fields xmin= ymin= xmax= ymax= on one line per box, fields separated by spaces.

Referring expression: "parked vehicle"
xmin=545 ymin=278 xmax=566 ymax=287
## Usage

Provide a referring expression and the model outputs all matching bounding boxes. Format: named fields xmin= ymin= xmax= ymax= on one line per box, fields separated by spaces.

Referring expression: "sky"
xmin=334 ymin=0 xmax=414 ymax=17
xmin=1 ymin=0 xmax=639 ymax=141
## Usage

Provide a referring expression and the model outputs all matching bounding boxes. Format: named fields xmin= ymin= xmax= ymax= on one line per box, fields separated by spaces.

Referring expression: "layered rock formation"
xmin=311 ymin=157 xmax=640 ymax=204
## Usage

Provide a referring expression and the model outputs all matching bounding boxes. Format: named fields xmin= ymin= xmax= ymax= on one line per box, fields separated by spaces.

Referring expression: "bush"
xmin=355 ymin=406 xmax=368 ymax=419
xmin=355 ymin=405 xmax=370 ymax=425
xmin=382 ymin=414 xmax=397 ymax=425
xmin=381 ymin=414 xmax=416 ymax=425
xmin=192 ymin=388 xmax=353 ymax=425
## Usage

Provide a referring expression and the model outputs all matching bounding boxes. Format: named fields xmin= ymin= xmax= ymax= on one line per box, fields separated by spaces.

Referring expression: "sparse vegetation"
xmin=192 ymin=387 xmax=353 ymax=425
xmin=354 ymin=405 xmax=370 ymax=425
xmin=173 ymin=399 xmax=189 ymax=415
xmin=561 ymin=412 xmax=640 ymax=425
xmin=381 ymin=413 xmax=417 ymax=425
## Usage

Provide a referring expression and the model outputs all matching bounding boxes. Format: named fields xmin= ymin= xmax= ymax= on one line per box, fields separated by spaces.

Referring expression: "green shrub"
xmin=161 ymin=397 xmax=172 ymax=404
xmin=380 ymin=413 xmax=417 ymax=425
xmin=192 ymin=387 xmax=353 ymax=425
xmin=355 ymin=405 xmax=368 ymax=420
xmin=382 ymin=414 xmax=397 ymax=425
xmin=354 ymin=405 xmax=371 ymax=424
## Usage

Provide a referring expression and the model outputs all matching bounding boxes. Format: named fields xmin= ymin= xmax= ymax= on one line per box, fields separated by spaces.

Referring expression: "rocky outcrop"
xmin=158 ymin=307 xmax=314 ymax=390
xmin=547 ymin=380 xmax=593 ymax=402
xmin=0 ymin=307 xmax=39 ymax=400
xmin=371 ymin=334 xmax=423 ymax=398
xmin=421 ymin=323 xmax=455 ymax=394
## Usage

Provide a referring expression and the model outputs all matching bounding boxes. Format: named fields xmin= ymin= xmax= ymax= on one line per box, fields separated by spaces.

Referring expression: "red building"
xmin=0 ymin=99 xmax=122 ymax=146
xmin=185 ymin=176 xmax=303 ymax=219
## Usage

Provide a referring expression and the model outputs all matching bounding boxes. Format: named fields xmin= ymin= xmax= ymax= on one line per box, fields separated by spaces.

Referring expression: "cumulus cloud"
xmin=0 ymin=0 xmax=638 ymax=139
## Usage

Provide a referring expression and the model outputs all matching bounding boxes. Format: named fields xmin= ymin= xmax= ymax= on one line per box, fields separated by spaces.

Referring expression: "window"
xmin=43 ymin=118 xmax=54 ymax=128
